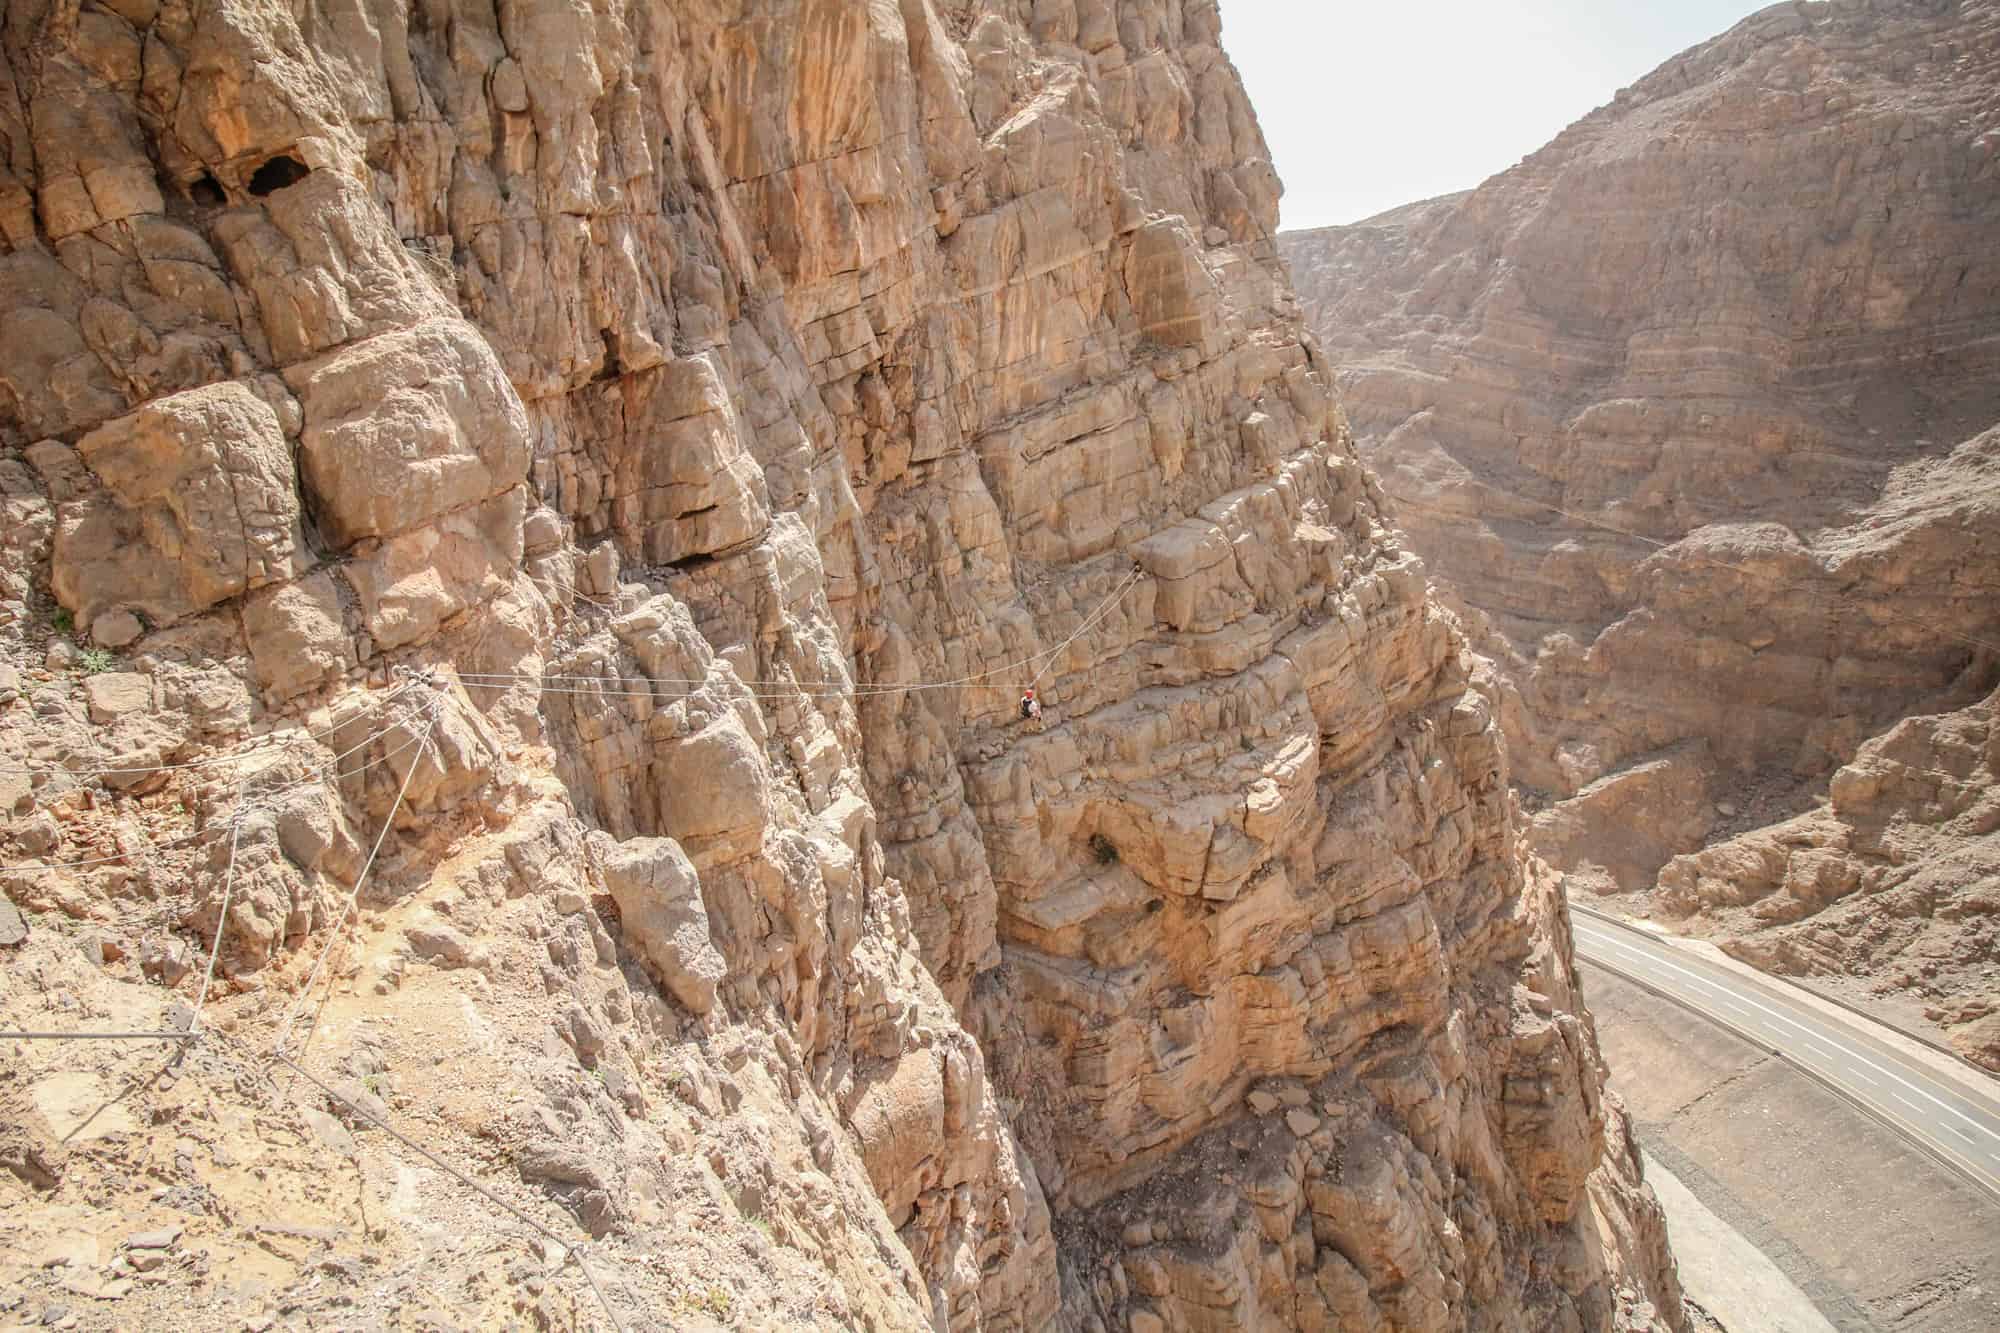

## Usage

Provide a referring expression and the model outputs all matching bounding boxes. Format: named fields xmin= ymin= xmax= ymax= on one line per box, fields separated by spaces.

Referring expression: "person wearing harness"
xmin=1019 ymin=688 xmax=1042 ymax=723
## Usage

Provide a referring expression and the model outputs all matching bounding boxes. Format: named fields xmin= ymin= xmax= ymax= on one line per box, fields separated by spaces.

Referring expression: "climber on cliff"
xmin=1019 ymin=687 xmax=1043 ymax=725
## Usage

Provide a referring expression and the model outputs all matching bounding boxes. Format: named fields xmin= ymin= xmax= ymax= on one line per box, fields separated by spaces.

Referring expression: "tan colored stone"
xmin=0 ymin=0 xmax=1687 ymax=1327
xmin=243 ymin=570 xmax=353 ymax=699
xmin=1658 ymin=686 xmax=2000 ymax=1015
xmin=54 ymin=382 xmax=302 ymax=632
xmin=657 ymin=713 xmax=771 ymax=863
xmin=589 ymin=833 xmax=724 ymax=1016
xmin=212 ymin=168 xmax=445 ymax=365
xmin=82 ymin=672 xmax=150 ymax=724
xmin=1283 ymin=4 xmax=2000 ymax=941
xmin=847 ymin=1049 xmax=946 ymax=1228
xmin=342 ymin=488 xmax=525 ymax=652
xmin=1125 ymin=217 xmax=1218 ymax=349
xmin=90 ymin=610 xmax=143 ymax=648
xmin=596 ymin=356 xmax=771 ymax=565
xmin=29 ymin=62 xmax=162 ymax=241
xmin=288 ymin=318 xmax=532 ymax=547
xmin=1532 ymin=744 xmax=1715 ymax=897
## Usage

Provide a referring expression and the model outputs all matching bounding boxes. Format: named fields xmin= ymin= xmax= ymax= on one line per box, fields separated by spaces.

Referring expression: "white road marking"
xmin=1583 ymin=940 xmax=2000 ymax=1195
xmin=1575 ymin=926 xmax=2000 ymax=1146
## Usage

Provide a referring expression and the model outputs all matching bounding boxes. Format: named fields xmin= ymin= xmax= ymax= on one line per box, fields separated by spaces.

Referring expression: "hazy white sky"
xmin=1223 ymin=0 xmax=1775 ymax=230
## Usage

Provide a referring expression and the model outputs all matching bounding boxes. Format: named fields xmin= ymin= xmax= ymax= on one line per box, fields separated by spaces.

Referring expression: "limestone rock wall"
xmin=1658 ymin=680 xmax=2000 ymax=1067
xmin=1 ymin=0 xmax=1678 ymax=1329
xmin=1281 ymin=0 xmax=2000 ymax=1021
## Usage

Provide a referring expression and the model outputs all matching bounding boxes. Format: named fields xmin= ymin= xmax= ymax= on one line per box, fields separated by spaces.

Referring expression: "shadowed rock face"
xmin=0 ymin=0 xmax=1678 ymax=1328
xmin=1281 ymin=0 xmax=2000 ymax=1004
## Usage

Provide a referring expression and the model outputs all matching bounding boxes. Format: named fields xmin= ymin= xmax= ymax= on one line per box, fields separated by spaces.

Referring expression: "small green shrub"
xmin=50 ymin=608 xmax=74 ymax=636
xmin=79 ymin=647 xmax=116 ymax=675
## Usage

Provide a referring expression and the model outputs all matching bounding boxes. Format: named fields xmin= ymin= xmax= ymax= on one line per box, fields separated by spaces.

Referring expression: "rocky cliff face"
xmin=1658 ymin=679 xmax=2000 ymax=1070
xmin=1281 ymin=0 xmax=2000 ymax=1032
xmin=0 ymin=1 xmax=1679 ymax=1328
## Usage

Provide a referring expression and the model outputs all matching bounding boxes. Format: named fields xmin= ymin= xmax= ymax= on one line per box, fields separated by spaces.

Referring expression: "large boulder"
xmin=242 ymin=569 xmax=354 ymax=700
xmin=1124 ymin=216 xmax=1219 ymax=349
xmin=598 ymin=355 xmax=771 ymax=564
xmin=51 ymin=381 xmax=304 ymax=634
xmin=286 ymin=317 xmax=532 ymax=546
xmin=589 ymin=833 xmax=725 ymax=1016
xmin=656 ymin=711 xmax=772 ymax=864
xmin=342 ymin=487 xmax=526 ymax=651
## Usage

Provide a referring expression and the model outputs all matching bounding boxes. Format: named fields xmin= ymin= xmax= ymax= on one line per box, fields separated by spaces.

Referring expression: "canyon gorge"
xmin=1283 ymin=0 xmax=2000 ymax=1069
xmin=0 ymin=0 xmax=1685 ymax=1329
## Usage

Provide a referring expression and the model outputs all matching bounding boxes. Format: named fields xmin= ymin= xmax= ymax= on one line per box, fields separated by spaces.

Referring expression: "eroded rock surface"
xmin=1658 ymin=685 xmax=2000 ymax=1064
xmin=1282 ymin=0 xmax=2000 ymax=1030
xmin=1 ymin=1 xmax=1678 ymax=1328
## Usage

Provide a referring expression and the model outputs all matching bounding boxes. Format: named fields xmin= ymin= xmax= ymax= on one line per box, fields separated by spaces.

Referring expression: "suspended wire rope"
xmin=0 ymin=681 xmax=418 ymax=779
xmin=247 ymin=688 xmax=629 ymax=1330
xmin=6 ymin=455 xmax=1991 ymax=1333
xmin=455 ymin=563 xmax=1149 ymax=702
xmin=0 ymin=561 xmax=1152 ymax=1323
xmin=187 ymin=778 xmax=249 ymax=1037
xmin=274 ymin=699 xmax=442 ymax=1062
xmin=0 ymin=1029 xmax=196 ymax=1041
xmin=0 ymin=702 xmax=427 ymax=874
xmin=265 ymin=1047 xmax=628 ymax=1333
xmin=1 ymin=790 xmax=252 ymax=1045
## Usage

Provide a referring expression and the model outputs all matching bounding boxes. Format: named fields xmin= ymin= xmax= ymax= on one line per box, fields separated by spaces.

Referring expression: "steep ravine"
xmin=1 ymin=1 xmax=1680 ymax=1329
xmin=1282 ymin=0 xmax=2000 ymax=1054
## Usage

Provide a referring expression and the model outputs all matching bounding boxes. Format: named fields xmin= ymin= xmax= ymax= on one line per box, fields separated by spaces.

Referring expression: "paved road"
xmin=1571 ymin=909 xmax=2000 ymax=1203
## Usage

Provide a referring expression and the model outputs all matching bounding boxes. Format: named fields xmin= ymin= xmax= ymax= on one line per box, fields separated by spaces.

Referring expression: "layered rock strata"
xmin=1658 ymin=682 xmax=2000 ymax=1070
xmin=1282 ymin=0 xmax=2000 ymax=1028
xmin=1 ymin=0 xmax=1678 ymax=1328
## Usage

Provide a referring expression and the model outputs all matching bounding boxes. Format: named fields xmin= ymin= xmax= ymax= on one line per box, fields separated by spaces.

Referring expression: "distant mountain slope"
xmin=1280 ymin=0 xmax=2000 ymax=1037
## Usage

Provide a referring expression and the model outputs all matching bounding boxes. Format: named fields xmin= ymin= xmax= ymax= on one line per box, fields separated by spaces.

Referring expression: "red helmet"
xmin=1023 ymin=688 xmax=1035 ymax=697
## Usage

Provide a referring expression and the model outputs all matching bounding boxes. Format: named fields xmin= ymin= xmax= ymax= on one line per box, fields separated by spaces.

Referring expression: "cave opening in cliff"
xmin=248 ymin=154 xmax=311 ymax=196
xmin=595 ymin=329 xmax=624 ymax=382
xmin=665 ymin=545 xmax=718 ymax=575
xmin=13 ymin=1 xmax=2000 ymax=1326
